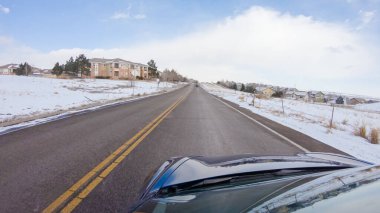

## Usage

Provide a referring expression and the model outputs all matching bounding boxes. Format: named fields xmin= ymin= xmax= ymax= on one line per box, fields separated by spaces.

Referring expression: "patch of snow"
xmin=354 ymin=102 xmax=380 ymax=113
xmin=0 ymin=75 xmax=179 ymax=124
xmin=202 ymin=83 xmax=380 ymax=164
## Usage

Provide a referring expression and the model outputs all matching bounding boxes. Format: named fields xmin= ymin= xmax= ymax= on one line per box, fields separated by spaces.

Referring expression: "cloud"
xmin=359 ymin=10 xmax=376 ymax=26
xmin=110 ymin=4 xmax=146 ymax=20
xmin=0 ymin=36 xmax=14 ymax=45
xmin=0 ymin=4 xmax=10 ymax=14
xmin=133 ymin=14 xmax=146 ymax=20
xmin=110 ymin=12 xmax=129 ymax=20
xmin=1 ymin=6 xmax=379 ymax=96
xmin=110 ymin=12 xmax=146 ymax=20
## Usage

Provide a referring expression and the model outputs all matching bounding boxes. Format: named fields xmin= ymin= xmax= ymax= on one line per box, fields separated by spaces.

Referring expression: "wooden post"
xmin=281 ymin=99 xmax=285 ymax=114
xmin=330 ymin=104 xmax=335 ymax=128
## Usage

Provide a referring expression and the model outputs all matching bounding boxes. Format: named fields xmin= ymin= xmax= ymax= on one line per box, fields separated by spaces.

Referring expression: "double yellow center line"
xmin=43 ymin=94 xmax=187 ymax=213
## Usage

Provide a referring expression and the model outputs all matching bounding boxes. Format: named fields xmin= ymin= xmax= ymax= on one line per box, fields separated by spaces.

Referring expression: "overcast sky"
xmin=0 ymin=0 xmax=379 ymax=97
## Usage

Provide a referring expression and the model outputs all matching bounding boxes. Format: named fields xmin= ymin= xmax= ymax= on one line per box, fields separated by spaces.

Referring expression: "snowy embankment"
xmin=202 ymin=83 xmax=380 ymax=163
xmin=0 ymin=75 xmax=180 ymax=127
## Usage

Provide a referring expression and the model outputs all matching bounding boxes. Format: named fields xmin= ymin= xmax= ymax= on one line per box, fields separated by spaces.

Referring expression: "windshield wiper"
xmin=160 ymin=166 xmax=351 ymax=195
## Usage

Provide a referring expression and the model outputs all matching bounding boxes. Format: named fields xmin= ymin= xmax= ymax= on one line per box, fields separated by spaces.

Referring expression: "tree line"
xmin=13 ymin=62 xmax=33 ymax=76
xmin=217 ymin=80 xmax=256 ymax=93
xmin=52 ymin=54 xmax=90 ymax=77
xmin=160 ymin=69 xmax=187 ymax=82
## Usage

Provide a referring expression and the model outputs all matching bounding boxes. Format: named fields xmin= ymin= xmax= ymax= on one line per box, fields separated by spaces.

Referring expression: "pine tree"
xmin=52 ymin=62 xmax=64 ymax=76
xmin=336 ymin=96 xmax=344 ymax=104
xmin=14 ymin=62 xmax=32 ymax=75
xmin=240 ymin=83 xmax=245 ymax=91
xmin=147 ymin=59 xmax=158 ymax=78
xmin=65 ymin=57 xmax=75 ymax=76
xmin=232 ymin=82 xmax=237 ymax=90
xmin=75 ymin=54 xmax=90 ymax=76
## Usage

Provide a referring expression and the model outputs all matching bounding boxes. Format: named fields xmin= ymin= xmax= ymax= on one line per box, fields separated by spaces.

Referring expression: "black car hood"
xmin=143 ymin=152 xmax=370 ymax=194
xmin=135 ymin=165 xmax=380 ymax=213
xmin=133 ymin=153 xmax=375 ymax=213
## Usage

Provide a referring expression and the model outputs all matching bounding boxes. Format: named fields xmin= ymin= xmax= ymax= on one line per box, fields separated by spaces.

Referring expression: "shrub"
xmin=336 ymin=96 xmax=344 ymax=104
xmin=272 ymin=91 xmax=283 ymax=98
xmin=370 ymin=128 xmax=379 ymax=144
xmin=342 ymin=119 xmax=348 ymax=125
xmin=354 ymin=124 xmax=367 ymax=139
xmin=95 ymin=76 xmax=110 ymax=79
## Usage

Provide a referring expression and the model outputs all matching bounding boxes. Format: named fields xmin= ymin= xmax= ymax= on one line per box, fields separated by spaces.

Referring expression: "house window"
xmin=114 ymin=63 xmax=119 ymax=68
xmin=114 ymin=71 xmax=119 ymax=77
xmin=130 ymin=64 xmax=135 ymax=69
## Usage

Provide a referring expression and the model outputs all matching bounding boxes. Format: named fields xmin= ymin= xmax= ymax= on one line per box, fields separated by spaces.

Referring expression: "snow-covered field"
xmin=0 ymin=75 xmax=180 ymax=124
xmin=202 ymin=83 xmax=380 ymax=163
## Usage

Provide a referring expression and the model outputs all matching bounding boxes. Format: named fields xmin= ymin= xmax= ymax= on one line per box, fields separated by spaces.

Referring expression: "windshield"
xmin=0 ymin=1 xmax=379 ymax=213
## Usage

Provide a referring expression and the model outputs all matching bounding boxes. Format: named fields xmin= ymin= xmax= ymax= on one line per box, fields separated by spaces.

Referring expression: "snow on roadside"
xmin=0 ymin=75 xmax=179 ymax=124
xmin=202 ymin=83 xmax=380 ymax=163
xmin=354 ymin=102 xmax=380 ymax=113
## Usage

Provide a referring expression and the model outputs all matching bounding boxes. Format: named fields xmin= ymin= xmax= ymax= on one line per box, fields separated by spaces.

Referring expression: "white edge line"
xmin=209 ymin=93 xmax=310 ymax=153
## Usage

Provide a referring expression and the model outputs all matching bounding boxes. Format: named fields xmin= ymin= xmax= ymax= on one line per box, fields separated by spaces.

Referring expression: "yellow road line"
xmin=43 ymin=95 xmax=185 ymax=213
xmin=60 ymin=95 xmax=186 ymax=212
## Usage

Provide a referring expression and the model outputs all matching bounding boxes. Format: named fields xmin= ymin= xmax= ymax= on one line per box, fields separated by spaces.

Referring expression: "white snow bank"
xmin=202 ymin=83 xmax=380 ymax=164
xmin=354 ymin=102 xmax=380 ymax=113
xmin=0 ymin=75 xmax=179 ymax=123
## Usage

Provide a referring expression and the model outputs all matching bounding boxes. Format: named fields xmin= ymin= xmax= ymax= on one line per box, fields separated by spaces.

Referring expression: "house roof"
xmin=350 ymin=98 xmax=366 ymax=102
xmin=308 ymin=90 xmax=324 ymax=95
xmin=0 ymin=63 xmax=19 ymax=69
xmin=89 ymin=58 xmax=148 ymax=67
xmin=256 ymin=86 xmax=274 ymax=92
xmin=295 ymin=91 xmax=307 ymax=96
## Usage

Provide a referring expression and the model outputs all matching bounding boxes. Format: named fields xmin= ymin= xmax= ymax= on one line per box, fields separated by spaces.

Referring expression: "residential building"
xmin=284 ymin=88 xmax=298 ymax=99
xmin=348 ymin=98 xmax=366 ymax=105
xmin=0 ymin=64 xmax=18 ymax=75
xmin=308 ymin=91 xmax=325 ymax=102
xmin=294 ymin=91 xmax=308 ymax=100
xmin=89 ymin=58 xmax=149 ymax=79
xmin=256 ymin=86 xmax=275 ymax=98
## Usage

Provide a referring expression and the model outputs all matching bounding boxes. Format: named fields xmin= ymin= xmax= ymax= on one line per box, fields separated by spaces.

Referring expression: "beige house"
xmin=256 ymin=86 xmax=275 ymax=98
xmin=89 ymin=58 xmax=148 ymax=79
xmin=308 ymin=91 xmax=325 ymax=102
xmin=348 ymin=98 xmax=366 ymax=105
xmin=0 ymin=64 xmax=18 ymax=75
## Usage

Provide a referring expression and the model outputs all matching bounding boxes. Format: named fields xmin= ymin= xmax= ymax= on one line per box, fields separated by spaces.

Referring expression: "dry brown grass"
xmin=324 ymin=121 xmax=337 ymax=130
xmin=255 ymin=94 xmax=268 ymax=99
xmin=239 ymin=95 xmax=245 ymax=102
xmin=354 ymin=124 xmax=367 ymax=139
xmin=370 ymin=128 xmax=379 ymax=144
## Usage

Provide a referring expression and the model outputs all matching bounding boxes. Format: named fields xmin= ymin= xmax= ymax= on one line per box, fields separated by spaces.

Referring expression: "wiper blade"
xmin=160 ymin=166 xmax=352 ymax=195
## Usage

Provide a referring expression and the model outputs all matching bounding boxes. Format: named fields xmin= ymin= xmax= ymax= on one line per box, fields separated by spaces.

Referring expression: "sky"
xmin=0 ymin=0 xmax=379 ymax=97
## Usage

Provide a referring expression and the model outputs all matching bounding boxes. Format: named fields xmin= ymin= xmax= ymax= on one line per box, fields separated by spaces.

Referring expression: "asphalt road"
xmin=0 ymin=84 xmax=344 ymax=212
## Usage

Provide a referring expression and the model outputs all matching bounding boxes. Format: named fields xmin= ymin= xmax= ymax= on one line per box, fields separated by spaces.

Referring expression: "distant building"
xmin=308 ymin=91 xmax=325 ymax=102
xmin=256 ymin=86 xmax=275 ymax=98
xmin=0 ymin=64 xmax=19 ymax=75
xmin=294 ymin=91 xmax=308 ymax=100
xmin=348 ymin=98 xmax=366 ymax=105
xmin=89 ymin=58 xmax=149 ymax=79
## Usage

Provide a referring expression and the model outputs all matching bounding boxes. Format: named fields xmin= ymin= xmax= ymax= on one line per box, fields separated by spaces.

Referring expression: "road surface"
xmin=0 ymin=84 xmax=343 ymax=212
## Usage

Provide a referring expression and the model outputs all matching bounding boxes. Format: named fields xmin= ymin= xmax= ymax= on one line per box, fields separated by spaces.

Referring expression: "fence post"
xmin=330 ymin=104 xmax=335 ymax=128
xmin=281 ymin=99 xmax=285 ymax=114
